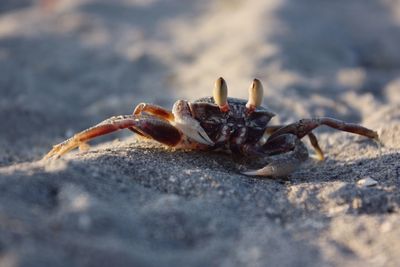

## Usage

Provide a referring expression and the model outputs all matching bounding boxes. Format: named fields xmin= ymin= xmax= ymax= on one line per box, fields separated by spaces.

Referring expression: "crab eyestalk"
xmin=213 ymin=77 xmax=229 ymax=112
xmin=246 ymin=79 xmax=264 ymax=112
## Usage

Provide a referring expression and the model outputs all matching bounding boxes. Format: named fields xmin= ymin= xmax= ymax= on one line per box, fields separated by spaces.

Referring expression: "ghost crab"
xmin=44 ymin=78 xmax=379 ymax=177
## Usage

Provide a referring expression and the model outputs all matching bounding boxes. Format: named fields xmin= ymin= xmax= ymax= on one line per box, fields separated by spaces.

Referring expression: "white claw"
xmin=241 ymin=165 xmax=277 ymax=177
xmin=213 ymin=77 xmax=229 ymax=112
xmin=246 ymin=79 xmax=264 ymax=110
xmin=174 ymin=119 xmax=214 ymax=146
xmin=172 ymin=100 xmax=215 ymax=146
xmin=242 ymin=162 xmax=297 ymax=178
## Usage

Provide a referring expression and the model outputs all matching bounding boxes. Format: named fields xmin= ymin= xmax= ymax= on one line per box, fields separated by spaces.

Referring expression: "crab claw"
xmin=173 ymin=119 xmax=214 ymax=146
xmin=246 ymin=79 xmax=264 ymax=112
xmin=241 ymin=162 xmax=297 ymax=177
xmin=172 ymin=100 xmax=215 ymax=146
xmin=213 ymin=77 xmax=229 ymax=112
xmin=242 ymin=136 xmax=308 ymax=178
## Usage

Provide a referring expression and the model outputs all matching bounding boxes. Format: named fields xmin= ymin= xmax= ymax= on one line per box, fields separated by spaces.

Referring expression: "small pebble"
xmin=357 ymin=177 xmax=378 ymax=187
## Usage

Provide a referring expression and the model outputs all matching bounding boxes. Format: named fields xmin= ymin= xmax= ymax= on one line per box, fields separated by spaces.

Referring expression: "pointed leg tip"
xmin=369 ymin=130 xmax=383 ymax=147
xmin=241 ymin=170 xmax=257 ymax=176
xmin=241 ymin=170 xmax=279 ymax=179
xmin=241 ymin=167 xmax=273 ymax=178
xmin=372 ymin=135 xmax=383 ymax=146
xmin=310 ymin=153 xmax=325 ymax=161
xmin=42 ymin=147 xmax=57 ymax=160
xmin=374 ymin=136 xmax=384 ymax=147
xmin=42 ymin=149 xmax=60 ymax=161
xmin=42 ymin=151 xmax=57 ymax=161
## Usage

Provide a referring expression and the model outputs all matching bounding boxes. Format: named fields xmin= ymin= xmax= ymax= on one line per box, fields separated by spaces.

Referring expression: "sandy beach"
xmin=0 ymin=0 xmax=399 ymax=266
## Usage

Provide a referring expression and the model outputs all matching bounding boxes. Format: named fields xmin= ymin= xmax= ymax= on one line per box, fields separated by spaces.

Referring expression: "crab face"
xmin=171 ymin=78 xmax=275 ymax=151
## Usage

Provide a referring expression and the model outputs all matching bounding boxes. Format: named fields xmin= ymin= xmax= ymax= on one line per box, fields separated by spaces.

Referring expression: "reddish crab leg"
xmin=133 ymin=103 xmax=174 ymax=121
xmin=243 ymin=117 xmax=378 ymax=177
xmin=135 ymin=101 xmax=215 ymax=146
xmin=307 ymin=132 xmax=324 ymax=160
xmin=266 ymin=117 xmax=379 ymax=161
xmin=43 ymin=115 xmax=182 ymax=159
xmin=268 ymin=117 xmax=379 ymax=141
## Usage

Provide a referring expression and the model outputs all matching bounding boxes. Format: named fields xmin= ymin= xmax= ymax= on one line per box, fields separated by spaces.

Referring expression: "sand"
xmin=0 ymin=0 xmax=399 ymax=266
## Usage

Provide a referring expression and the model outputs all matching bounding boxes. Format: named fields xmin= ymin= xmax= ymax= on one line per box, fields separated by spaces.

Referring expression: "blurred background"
xmin=1 ymin=0 xmax=399 ymax=164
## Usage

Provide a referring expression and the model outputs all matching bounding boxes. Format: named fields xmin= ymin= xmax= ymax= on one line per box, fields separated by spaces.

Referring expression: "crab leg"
xmin=43 ymin=115 xmax=182 ymax=159
xmin=307 ymin=132 xmax=324 ymax=160
xmin=133 ymin=103 xmax=174 ymax=121
xmin=242 ymin=134 xmax=308 ymax=177
xmin=267 ymin=118 xmax=379 ymax=141
xmin=266 ymin=125 xmax=324 ymax=160
xmin=262 ymin=133 xmax=299 ymax=155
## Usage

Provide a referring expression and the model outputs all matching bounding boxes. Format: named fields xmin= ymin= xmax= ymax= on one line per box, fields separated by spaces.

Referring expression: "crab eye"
xmin=213 ymin=77 xmax=229 ymax=112
xmin=246 ymin=78 xmax=264 ymax=111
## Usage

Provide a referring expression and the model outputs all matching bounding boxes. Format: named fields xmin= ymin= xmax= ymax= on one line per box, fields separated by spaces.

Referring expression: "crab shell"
xmin=188 ymin=97 xmax=275 ymax=152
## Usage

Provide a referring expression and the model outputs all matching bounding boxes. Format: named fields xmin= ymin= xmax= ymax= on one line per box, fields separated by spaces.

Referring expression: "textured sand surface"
xmin=0 ymin=0 xmax=400 ymax=266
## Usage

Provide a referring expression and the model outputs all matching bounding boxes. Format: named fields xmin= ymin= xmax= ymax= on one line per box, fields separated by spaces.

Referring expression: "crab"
xmin=43 ymin=78 xmax=379 ymax=177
